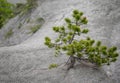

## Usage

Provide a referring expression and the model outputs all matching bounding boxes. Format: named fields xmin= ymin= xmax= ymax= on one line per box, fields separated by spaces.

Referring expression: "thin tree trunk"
xmin=67 ymin=56 xmax=75 ymax=70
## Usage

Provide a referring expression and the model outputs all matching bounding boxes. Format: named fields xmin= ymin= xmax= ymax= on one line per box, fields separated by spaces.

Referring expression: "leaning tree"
xmin=45 ymin=10 xmax=119 ymax=70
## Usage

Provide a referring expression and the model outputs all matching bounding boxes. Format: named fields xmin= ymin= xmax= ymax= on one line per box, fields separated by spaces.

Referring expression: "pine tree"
xmin=44 ymin=10 xmax=119 ymax=70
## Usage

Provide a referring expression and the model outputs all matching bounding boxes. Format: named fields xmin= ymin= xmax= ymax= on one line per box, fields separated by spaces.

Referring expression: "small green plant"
xmin=4 ymin=29 xmax=13 ymax=39
xmin=44 ymin=10 xmax=119 ymax=70
xmin=13 ymin=3 xmax=25 ymax=15
xmin=18 ymin=23 xmax=22 ymax=29
xmin=26 ymin=18 xmax=31 ymax=23
xmin=0 ymin=0 xmax=14 ymax=29
xmin=37 ymin=18 xmax=44 ymax=22
xmin=49 ymin=63 xmax=58 ymax=69
xmin=29 ymin=25 xmax=41 ymax=34
xmin=14 ymin=0 xmax=37 ymax=16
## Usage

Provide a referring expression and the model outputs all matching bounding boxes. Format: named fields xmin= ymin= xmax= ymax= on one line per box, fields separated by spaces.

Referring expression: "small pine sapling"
xmin=49 ymin=63 xmax=58 ymax=69
xmin=44 ymin=10 xmax=119 ymax=70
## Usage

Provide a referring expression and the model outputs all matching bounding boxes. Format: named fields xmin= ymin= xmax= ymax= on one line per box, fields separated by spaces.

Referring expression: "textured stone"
xmin=0 ymin=0 xmax=120 ymax=83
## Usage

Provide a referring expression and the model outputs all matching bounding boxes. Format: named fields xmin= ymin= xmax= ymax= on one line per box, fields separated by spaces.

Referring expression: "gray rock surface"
xmin=0 ymin=0 xmax=45 ymax=47
xmin=0 ymin=0 xmax=120 ymax=83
